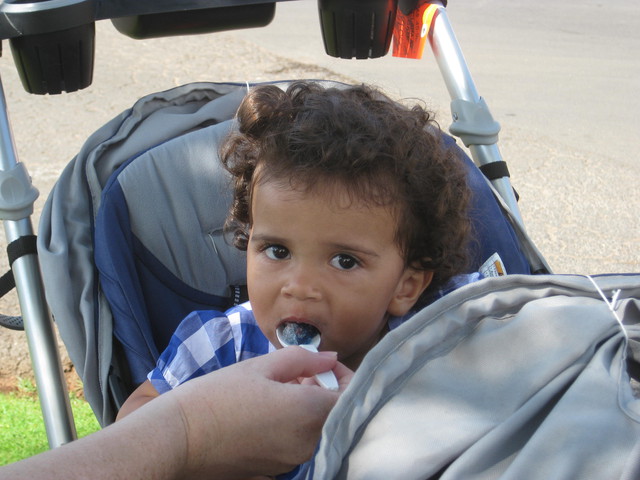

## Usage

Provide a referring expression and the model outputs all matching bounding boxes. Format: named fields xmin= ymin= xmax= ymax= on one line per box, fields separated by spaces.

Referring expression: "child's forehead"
xmin=251 ymin=179 xmax=403 ymax=247
xmin=249 ymin=172 xmax=409 ymax=255
xmin=254 ymin=173 xmax=398 ymax=213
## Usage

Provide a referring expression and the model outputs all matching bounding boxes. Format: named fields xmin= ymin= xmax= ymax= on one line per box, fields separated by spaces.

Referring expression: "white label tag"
xmin=480 ymin=252 xmax=507 ymax=277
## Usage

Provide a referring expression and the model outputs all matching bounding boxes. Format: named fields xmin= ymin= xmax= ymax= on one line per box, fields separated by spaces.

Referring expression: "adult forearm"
xmin=0 ymin=393 xmax=189 ymax=480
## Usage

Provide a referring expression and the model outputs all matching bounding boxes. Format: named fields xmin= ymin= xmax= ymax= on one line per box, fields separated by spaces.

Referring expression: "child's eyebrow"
xmin=326 ymin=242 xmax=380 ymax=259
xmin=248 ymin=232 xmax=284 ymax=244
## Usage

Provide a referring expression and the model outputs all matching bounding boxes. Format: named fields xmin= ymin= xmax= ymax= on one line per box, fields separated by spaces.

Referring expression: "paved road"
xmin=243 ymin=0 xmax=640 ymax=168
xmin=0 ymin=0 xmax=637 ymax=378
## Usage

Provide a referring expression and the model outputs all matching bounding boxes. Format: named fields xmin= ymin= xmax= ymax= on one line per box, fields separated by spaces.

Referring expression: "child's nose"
xmin=280 ymin=266 xmax=321 ymax=301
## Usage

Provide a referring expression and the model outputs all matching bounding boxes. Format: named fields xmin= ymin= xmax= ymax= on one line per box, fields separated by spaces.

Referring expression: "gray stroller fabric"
xmin=310 ymin=273 xmax=640 ymax=479
xmin=37 ymin=82 xmax=249 ymax=424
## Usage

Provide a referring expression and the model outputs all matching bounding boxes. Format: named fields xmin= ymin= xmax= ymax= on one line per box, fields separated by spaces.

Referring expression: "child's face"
xmin=246 ymin=179 xmax=431 ymax=370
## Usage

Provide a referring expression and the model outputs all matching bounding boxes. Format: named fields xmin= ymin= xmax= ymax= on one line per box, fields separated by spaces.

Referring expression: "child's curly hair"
xmin=220 ymin=81 xmax=471 ymax=299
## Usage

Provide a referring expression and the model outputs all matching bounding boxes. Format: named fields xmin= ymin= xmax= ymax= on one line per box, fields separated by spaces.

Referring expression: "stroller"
xmin=1 ymin=1 xmax=638 ymax=477
xmin=36 ymin=77 xmax=539 ymax=426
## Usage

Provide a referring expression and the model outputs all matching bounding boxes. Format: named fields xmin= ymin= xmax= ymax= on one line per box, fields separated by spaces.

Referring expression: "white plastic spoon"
xmin=276 ymin=323 xmax=339 ymax=391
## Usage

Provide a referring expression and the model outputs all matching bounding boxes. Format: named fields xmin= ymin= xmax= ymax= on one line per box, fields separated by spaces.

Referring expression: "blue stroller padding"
xmin=94 ymin=122 xmax=246 ymax=385
xmin=38 ymin=80 xmax=538 ymax=425
xmin=38 ymin=82 xmax=249 ymax=424
xmin=443 ymin=134 xmax=531 ymax=278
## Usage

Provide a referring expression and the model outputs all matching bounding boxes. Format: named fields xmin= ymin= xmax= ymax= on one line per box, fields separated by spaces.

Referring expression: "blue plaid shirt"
xmin=148 ymin=302 xmax=274 ymax=394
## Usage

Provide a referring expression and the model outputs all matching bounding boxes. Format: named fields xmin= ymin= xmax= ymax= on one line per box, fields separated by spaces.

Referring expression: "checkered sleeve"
xmin=148 ymin=309 xmax=239 ymax=394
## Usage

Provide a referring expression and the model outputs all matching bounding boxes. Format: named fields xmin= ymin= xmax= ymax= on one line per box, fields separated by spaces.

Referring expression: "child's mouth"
xmin=275 ymin=321 xmax=339 ymax=391
xmin=277 ymin=321 xmax=320 ymax=347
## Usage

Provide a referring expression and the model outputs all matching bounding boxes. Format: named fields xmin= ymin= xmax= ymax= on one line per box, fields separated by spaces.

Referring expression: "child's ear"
xmin=387 ymin=268 xmax=434 ymax=317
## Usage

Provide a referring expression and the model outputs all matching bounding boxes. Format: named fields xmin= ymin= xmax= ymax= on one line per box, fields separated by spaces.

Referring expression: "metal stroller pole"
xmin=0 ymin=72 xmax=77 ymax=448
xmin=427 ymin=3 xmax=524 ymax=227
xmin=425 ymin=3 xmax=551 ymax=274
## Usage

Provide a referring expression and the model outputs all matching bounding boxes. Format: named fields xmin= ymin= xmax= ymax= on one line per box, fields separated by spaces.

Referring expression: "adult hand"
xmin=172 ymin=346 xmax=353 ymax=479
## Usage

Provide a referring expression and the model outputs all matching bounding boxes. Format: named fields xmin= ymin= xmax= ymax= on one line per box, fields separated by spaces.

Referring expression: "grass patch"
xmin=0 ymin=380 xmax=100 ymax=465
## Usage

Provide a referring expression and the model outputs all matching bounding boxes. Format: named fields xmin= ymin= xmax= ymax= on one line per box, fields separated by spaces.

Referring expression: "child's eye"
xmin=330 ymin=254 xmax=360 ymax=270
xmin=264 ymin=245 xmax=290 ymax=260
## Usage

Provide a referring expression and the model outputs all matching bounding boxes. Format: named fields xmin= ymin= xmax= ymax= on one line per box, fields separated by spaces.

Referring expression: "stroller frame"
xmin=0 ymin=1 xmax=548 ymax=450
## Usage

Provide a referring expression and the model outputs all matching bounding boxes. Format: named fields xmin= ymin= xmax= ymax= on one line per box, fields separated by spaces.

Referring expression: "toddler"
xmin=118 ymin=80 xmax=474 ymax=478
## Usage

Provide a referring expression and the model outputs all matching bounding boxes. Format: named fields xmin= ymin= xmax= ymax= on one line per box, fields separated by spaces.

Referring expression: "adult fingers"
xmin=297 ymin=361 xmax=354 ymax=391
xmin=256 ymin=347 xmax=339 ymax=384
xmin=332 ymin=361 xmax=355 ymax=392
